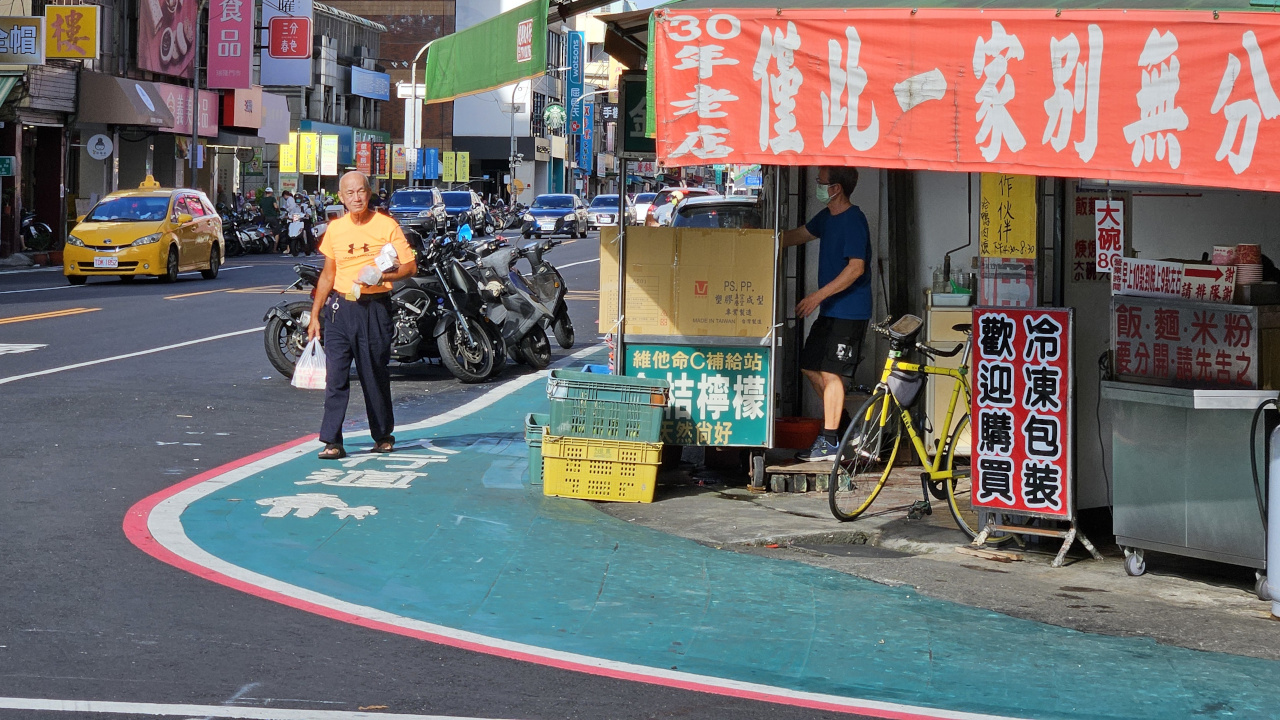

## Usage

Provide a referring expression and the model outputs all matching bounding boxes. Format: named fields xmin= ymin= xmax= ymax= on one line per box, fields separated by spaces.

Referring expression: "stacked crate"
xmin=538 ymin=369 xmax=670 ymax=503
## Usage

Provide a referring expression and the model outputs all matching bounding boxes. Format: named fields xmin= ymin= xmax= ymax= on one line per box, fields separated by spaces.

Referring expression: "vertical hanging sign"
xmin=442 ymin=151 xmax=456 ymax=183
xmin=455 ymin=151 xmax=470 ymax=183
xmin=567 ymin=30 xmax=585 ymax=134
xmin=320 ymin=134 xmax=338 ymax=176
xmin=207 ymin=0 xmax=253 ymax=88
xmin=355 ymin=141 xmax=372 ymax=175
xmin=279 ymin=132 xmax=298 ymax=173
xmin=971 ymin=307 xmax=1074 ymax=520
xmin=417 ymin=148 xmax=439 ymax=180
xmin=260 ymin=0 xmax=313 ymax=86
xmin=1095 ymin=200 xmax=1124 ymax=274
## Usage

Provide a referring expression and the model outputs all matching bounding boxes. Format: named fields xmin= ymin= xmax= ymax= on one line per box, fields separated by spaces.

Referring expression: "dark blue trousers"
xmin=320 ymin=293 xmax=395 ymax=446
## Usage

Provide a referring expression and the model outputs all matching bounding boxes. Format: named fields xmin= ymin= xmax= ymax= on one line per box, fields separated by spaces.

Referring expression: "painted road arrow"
xmin=126 ymin=351 xmax=1280 ymax=720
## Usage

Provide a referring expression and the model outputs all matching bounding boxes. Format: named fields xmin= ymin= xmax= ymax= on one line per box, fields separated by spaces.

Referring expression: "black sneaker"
xmin=797 ymin=435 xmax=840 ymax=462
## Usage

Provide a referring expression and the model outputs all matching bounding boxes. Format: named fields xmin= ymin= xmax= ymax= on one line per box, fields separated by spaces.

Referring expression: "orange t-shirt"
xmin=320 ymin=212 xmax=415 ymax=295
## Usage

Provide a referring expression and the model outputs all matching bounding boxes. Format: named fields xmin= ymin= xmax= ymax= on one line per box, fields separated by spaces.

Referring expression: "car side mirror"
xmin=75 ymin=215 xmax=85 ymax=224
xmin=177 ymin=213 xmax=194 ymax=224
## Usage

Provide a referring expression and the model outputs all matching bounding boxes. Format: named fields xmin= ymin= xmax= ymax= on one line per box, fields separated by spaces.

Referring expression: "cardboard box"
xmin=599 ymin=226 xmax=775 ymax=338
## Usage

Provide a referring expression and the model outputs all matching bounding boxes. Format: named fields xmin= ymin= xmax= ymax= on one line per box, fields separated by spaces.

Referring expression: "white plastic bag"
xmin=291 ymin=338 xmax=327 ymax=390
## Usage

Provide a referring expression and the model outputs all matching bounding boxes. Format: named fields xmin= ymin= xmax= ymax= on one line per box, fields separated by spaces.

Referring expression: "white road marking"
xmin=558 ymin=258 xmax=599 ymax=269
xmin=142 ymin=346 xmax=1025 ymax=720
xmin=0 ymin=343 xmax=46 ymax=355
xmin=0 ymin=697 xmax=510 ymax=719
xmin=0 ymin=266 xmax=254 ymax=294
xmin=0 ymin=328 xmax=260 ymax=386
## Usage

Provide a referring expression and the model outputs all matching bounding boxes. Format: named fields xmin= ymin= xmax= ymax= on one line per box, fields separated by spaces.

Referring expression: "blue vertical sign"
xmin=416 ymin=148 xmax=439 ymax=180
xmin=581 ymin=101 xmax=594 ymax=175
xmin=567 ymin=30 xmax=585 ymax=135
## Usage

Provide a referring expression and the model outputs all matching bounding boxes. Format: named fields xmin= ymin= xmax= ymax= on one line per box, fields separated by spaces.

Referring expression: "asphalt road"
xmin=0 ymin=232 xmax=859 ymax=720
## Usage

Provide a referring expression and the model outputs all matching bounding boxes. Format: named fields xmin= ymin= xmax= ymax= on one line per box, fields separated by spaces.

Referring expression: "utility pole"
xmin=191 ymin=0 xmax=207 ymax=189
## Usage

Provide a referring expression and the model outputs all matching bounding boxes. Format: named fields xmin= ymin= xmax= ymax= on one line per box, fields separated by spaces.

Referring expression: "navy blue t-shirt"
xmin=805 ymin=206 xmax=872 ymax=320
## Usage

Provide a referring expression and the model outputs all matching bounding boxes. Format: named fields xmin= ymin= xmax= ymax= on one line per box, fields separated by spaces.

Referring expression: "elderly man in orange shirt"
xmin=306 ymin=171 xmax=417 ymax=460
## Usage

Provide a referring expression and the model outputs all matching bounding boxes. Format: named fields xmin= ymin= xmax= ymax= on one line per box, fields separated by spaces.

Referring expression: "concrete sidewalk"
xmin=597 ymin=462 xmax=1280 ymax=662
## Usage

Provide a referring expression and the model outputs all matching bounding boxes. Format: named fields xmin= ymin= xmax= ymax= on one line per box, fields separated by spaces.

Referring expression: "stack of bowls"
xmin=1236 ymin=244 xmax=1263 ymax=287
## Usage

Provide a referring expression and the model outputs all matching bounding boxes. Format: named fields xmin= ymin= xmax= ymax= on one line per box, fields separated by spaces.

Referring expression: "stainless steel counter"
xmin=1101 ymin=381 xmax=1276 ymax=569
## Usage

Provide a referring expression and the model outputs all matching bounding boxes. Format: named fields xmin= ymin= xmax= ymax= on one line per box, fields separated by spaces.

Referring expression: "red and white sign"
xmin=355 ymin=141 xmax=372 ymax=175
xmin=971 ymin=308 xmax=1073 ymax=519
xmin=654 ymin=8 xmax=1280 ymax=192
xmin=1094 ymin=200 xmax=1123 ymax=273
xmin=207 ymin=0 xmax=253 ymax=88
xmin=268 ymin=16 xmax=311 ymax=58
xmin=517 ymin=18 xmax=533 ymax=63
xmin=1111 ymin=257 xmax=1237 ymax=303
xmin=1112 ymin=296 xmax=1257 ymax=387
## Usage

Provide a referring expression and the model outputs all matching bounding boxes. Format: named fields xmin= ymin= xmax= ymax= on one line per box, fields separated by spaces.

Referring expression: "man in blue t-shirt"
xmin=782 ymin=166 xmax=872 ymax=462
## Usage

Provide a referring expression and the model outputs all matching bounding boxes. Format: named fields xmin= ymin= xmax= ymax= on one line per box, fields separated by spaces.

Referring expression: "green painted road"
xmin=140 ymin=359 xmax=1280 ymax=720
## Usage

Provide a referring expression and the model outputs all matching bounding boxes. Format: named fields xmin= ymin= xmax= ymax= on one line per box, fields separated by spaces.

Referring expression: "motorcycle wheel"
xmin=485 ymin=324 xmax=508 ymax=379
xmin=517 ymin=324 xmax=552 ymax=370
xmin=264 ymin=301 xmax=313 ymax=379
xmin=23 ymin=222 xmax=53 ymax=251
xmin=437 ymin=315 xmax=495 ymax=383
xmin=552 ymin=306 xmax=575 ymax=349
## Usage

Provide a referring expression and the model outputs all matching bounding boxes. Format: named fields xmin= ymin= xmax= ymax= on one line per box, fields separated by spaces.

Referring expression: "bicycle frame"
xmin=866 ymin=338 xmax=973 ymax=481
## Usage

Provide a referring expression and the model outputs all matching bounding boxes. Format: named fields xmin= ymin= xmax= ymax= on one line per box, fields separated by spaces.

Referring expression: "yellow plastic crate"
xmin=540 ymin=434 xmax=662 ymax=503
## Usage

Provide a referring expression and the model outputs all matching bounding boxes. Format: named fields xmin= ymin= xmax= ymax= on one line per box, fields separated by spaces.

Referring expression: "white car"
xmin=631 ymin=192 xmax=656 ymax=225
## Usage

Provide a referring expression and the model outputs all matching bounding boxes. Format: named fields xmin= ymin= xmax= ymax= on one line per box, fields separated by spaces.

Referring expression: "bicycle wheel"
xmin=829 ymin=388 xmax=902 ymax=521
xmin=943 ymin=414 xmax=1015 ymax=546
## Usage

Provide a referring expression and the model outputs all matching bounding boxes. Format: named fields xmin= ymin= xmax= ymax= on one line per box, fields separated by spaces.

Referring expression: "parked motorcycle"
xmin=21 ymin=210 xmax=53 ymax=252
xmin=284 ymin=210 xmax=313 ymax=257
xmin=263 ymin=263 xmax=322 ymax=378
xmin=472 ymin=242 xmax=554 ymax=369
xmin=522 ymin=238 xmax=575 ymax=349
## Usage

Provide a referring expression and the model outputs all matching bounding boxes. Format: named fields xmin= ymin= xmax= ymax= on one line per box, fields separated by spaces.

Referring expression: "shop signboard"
xmin=600 ymin=103 xmax=620 ymax=125
xmin=371 ymin=142 xmax=388 ymax=179
xmin=598 ymin=227 xmax=775 ymax=338
xmin=1094 ymin=200 xmax=1124 ymax=274
xmin=654 ymin=8 xmax=1280 ymax=194
xmin=279 ymin=133 xmax=297 ymax=174
xmin=972 ymin=307 xmax=1074 ymax=520
xmin=1111 ymin=296 xmax=1257 ymax=388
xmin=350 ymin=66 xmax=391 ymax=101
xmin=297 ymin=132 xmax=319 ymax=174
xmin=392 ymin=144 xmax=407 ymax=179
xmin=355 ymin=141 xmax=371 ymax=175
xmin=620 ymin=73 xmax=654 ymax=159
xmin=279 ymin=174 xmax=299 ymax=193
xmin=455 ymin=151 xmax=470 ymax=183
xmin=320 ymin=135 xmax=338 ymax=176
xmin=137 ymin=0 xmax=191 ymax=77
xmin=221 ymin=87 xmax=262 ymax=128
xmin=45 ymin=5 xmax=98 ymax=60
xmin=260 ymin=0 xmax=313 ymax=86
xmin=567 ymin=30 xmax=585 ymax=134
xmin=1069 ymin=189 xmax=1130 ymax=283
xmin=421 ymin=0 xmax=547 ymax=103
xmin=442 ymin=151 xmax=456 ymax=183
xmin=206 ymin=0 xmax=252 ymax=88
xmin=155 ymin=83 xmax=218 ymax=137
xmin=627 ymin=344 xmax=770 ymax=447
xmin=978 ymin=174 xmax=1036 ymax=258
xmin=1112 ymin=257 xmax=1237 ymax=303
xmin=0 ymin=156 xmax=13 ymax=177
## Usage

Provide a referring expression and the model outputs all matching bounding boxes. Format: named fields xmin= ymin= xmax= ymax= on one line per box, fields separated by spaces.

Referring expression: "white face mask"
xmin=816 ymin=182 xmax=835 ymax=204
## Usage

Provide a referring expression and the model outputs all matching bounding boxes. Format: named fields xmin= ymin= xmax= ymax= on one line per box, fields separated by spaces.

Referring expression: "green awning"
xmin=423 ymin=0 xmax=550 ymax=104
xmin=0 ymin=75 xmax=20 ymax=110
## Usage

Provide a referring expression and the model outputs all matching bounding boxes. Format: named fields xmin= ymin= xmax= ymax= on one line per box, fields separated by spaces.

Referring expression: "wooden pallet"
xmin=750 ymin=459 xmax=835 ymax=493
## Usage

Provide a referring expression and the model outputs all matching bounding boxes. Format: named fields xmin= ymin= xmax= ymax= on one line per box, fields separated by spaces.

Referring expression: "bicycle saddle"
xmin=951 ymin=323 xmax=972 ymax=335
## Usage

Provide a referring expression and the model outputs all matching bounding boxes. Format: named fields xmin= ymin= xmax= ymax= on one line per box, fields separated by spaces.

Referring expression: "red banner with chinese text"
xmin=653 ymin=8 xmax=1280 ymax=192
xmin=971 ymin=308 xmax=1073 ymax=519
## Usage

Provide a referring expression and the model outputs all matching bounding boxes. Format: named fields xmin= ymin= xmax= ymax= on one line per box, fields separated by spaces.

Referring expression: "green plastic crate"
xmin=525 ymin=413 xmax=549 ymax=485
xmin=546 ymin=369 xmax=670 ymax=442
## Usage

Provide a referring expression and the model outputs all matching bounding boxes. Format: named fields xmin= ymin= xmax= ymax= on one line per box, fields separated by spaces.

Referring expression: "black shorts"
xmin=800 ymin=316 xmax=868 ymax=378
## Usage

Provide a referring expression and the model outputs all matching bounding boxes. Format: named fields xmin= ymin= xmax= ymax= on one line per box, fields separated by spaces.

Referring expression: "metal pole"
xmin=191 ymin=0 xmax=204 ymax=189
xmin=616 ymin=157 xmax=627 ymax=373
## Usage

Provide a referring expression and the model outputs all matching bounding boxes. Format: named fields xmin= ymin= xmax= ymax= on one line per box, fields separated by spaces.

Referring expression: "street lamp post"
xmin=407 ymin=40 xmax=435 ymax=181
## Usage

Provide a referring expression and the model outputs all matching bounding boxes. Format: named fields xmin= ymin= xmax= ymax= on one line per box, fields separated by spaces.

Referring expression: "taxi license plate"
xmin=93 ymin=257 xmax=118 ymax=269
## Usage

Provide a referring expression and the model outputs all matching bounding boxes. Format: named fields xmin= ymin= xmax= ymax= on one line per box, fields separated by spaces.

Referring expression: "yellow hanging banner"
xmin=298 ymin=132 xmax=320 ymax=174
xmin=978 ymin=173 xmax=1037 ymax=259
xmin=46 ymin=5 xmax=100 ymax=59
xmin=279 ymin=132 xmax=298 ymax=174
xmin=455 ymin=151 xmax=470 ymax=183
xmin=442 ymin=151 xmax=456 ymax=183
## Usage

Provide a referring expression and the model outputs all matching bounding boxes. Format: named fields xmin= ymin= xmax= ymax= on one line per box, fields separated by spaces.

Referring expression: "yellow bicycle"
xmin=828 ymin=315 xmax=1011 ymax=543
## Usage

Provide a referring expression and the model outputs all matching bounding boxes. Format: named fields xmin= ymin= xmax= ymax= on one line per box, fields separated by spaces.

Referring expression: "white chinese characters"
xmin=1043 ymin=25 xmax=1102 ymax=163
xmin=668 ymin=13 xmax=742 ymax=160
xmin=821 ymin=27 xmax=879 ymax=151
xmin=973 ymin=21 xmax=1027 ymax=162
xmin=1211 ymin=30 xmax=1280 ymax=174
xmin=753 ymin=21 xmax=805 ymax=154
xmin=1123 ymin=29 xmax=1188 ymax=169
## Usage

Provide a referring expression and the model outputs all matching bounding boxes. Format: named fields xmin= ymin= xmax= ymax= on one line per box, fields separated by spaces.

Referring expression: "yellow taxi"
xmin=64 ymin=184 xmax=224 ymax=285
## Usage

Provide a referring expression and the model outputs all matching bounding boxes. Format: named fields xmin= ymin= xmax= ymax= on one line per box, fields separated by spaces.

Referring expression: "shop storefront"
xmin=74 ymin=72 xmax=174 ymax=199
xmin=603 ymin=1 xmax=1280 ymax=579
